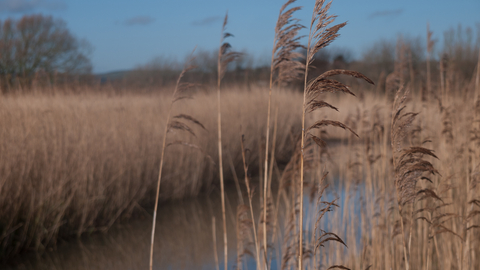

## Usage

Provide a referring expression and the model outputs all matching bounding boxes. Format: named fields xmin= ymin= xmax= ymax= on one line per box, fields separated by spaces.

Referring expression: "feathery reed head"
xmin=166 ymin=52 xmax=205 ymax=140
xmin=217 ymin=12 xmax=241 ymax=84
xmin=271 ymin=0 xmax=306 ymax=86
xmin=172 ymin=49 xmax=198 ymax=102
xmin=164 ymin=50 xmax=212 ymax=163
xmin=306 ymin=0 xmax=345 ymax=65
xmin=302 ymin=0 xmax=374 ymax=148
xmin=391 ymin=86 xmax=439 ymax=207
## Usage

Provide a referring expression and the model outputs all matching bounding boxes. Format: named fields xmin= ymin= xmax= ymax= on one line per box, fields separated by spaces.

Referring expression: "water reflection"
xmin=4 ymin=184 xmax=360 ymax=270
xmin=5 ymin=189 xmax=244 ymax=270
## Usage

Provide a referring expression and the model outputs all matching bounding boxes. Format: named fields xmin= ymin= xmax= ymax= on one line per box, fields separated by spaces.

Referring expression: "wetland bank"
xmin=1 ymin=0 xmax=480 ymax=269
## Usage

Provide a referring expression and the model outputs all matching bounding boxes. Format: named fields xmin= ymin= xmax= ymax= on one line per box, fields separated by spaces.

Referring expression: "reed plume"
xmin=263 ymin=1 xmax=304 ymax=268
xmin=298 ymin=1 xmax=373 ymax=269
xmin=149 ymin=50 xmax=207 ymax=270
xmin=216 ymin=13 xmax=240 ymax=270
xmin=270 ymin=0 xmax=305 ymax=87
xmin=390 ymin=86 xmax=439 ymax=270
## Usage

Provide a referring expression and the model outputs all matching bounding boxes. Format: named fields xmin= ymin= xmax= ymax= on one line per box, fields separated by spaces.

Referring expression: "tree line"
xmin=1 ymin=14 xmax=478 ymax=94
xmin=0 ymin=14 xmax=92 ymax=93
xmin=115 ymin=23 xmax=479 ymax=93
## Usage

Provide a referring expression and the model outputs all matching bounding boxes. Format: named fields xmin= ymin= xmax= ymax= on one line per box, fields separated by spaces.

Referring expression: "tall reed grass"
xmin=1 ymin=1 xmax=480 ymax=269
xmin=0 ymin=88 xmax=301 ymax=260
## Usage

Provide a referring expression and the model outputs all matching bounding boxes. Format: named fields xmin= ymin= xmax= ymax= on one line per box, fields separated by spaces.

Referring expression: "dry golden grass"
xmin=298 ymin=77 xmax=480 ymax=270
xmin=1 ymin=1 xmax=479 ymax=269
xmin=2 ymin=76 xmax=480 ymax=270
xmin=0 ymin=86 xmax=302 ymax=259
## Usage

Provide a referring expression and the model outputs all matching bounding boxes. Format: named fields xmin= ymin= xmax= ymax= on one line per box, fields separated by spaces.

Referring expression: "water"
xmin=3 ymin=184 xmax=364 ymax=270
xmin=4 ymin=188 xmax=248 ymax=270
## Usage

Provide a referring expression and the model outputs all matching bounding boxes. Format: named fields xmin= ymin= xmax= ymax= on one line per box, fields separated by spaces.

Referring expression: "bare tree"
xmin=0 ymin=14 xmax=92 ymax=90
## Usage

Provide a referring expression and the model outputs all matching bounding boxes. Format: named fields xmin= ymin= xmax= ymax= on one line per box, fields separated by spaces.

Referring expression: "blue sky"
xmin=1 ymin=0 xmax=479 ymax=73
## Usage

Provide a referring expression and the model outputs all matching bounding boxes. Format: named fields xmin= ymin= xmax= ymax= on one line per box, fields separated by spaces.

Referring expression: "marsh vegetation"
xmin=1 ymin=0 xmax=480 ymax=269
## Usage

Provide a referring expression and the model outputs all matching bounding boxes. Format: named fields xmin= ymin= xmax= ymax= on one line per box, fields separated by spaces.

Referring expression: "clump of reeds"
xmin=297 ymin=0 xmax=373 ymax=268
xmin=0 ymin=83 xmax=306 ymax=261
xmin=216 ymin=13 xmax=241 ymax=270
xmin=278 ymin=138 xmax=312 ymax=270
xmin=465 ymin=166 xmax=480 ymax=268
xmin=414 ymin=183 xmax=458 ymax=270
xmin=463 ymin=53 xmax=480 ymax=270
xmin=239 ymin=135 xmax=262 ymax=268
xmin=234 ymin=203 xmax=251 ymax=270
xmin=263 ymin=0 xmax=305 ymax=267
xmin=313 ymin=173 xmax=348 ymax=268
xmin=390 ymin=85 xmax=440 ymax=270
xmin=425 ymin=23 xmax=435 ymax=101
xmin=149 ymin=51 xmax=208 ymax=270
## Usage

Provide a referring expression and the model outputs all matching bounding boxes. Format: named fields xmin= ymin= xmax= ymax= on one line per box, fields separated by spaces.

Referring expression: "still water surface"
xmin=5 ymin=189 xmax=254 ymax=270
xmin=5 ymin=184 xmax=359 ymax=270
